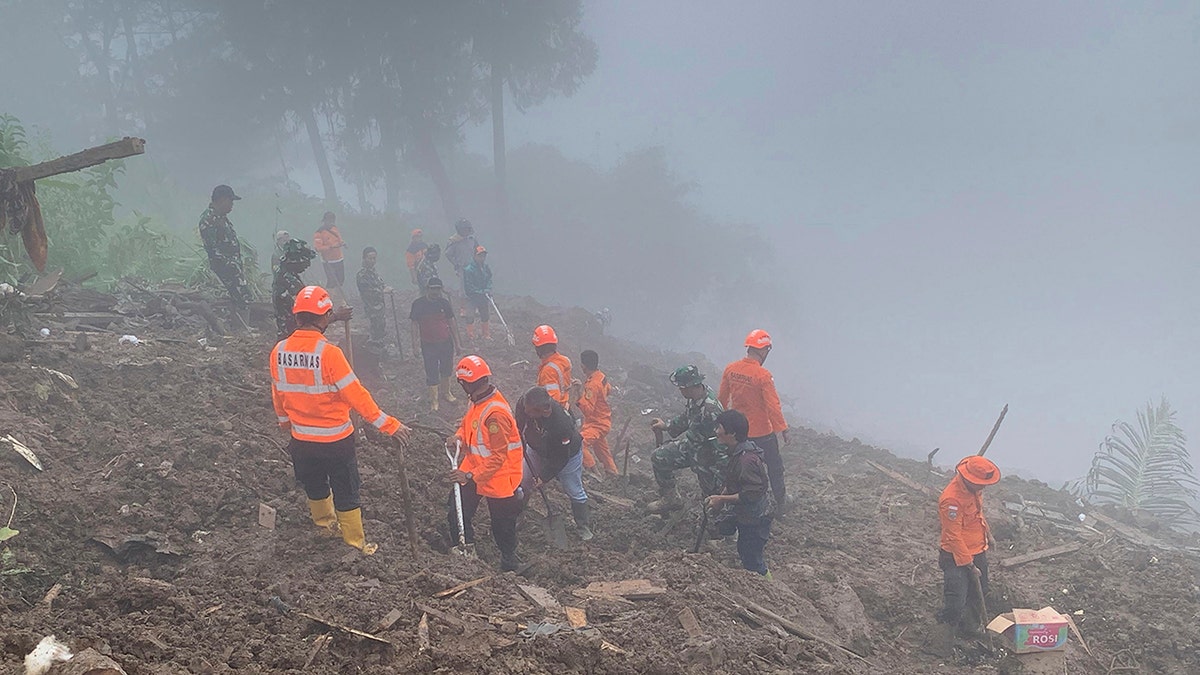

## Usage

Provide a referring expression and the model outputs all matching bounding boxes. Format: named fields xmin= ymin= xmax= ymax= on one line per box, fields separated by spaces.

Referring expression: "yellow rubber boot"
xmin=428 ymin=385 xmax=440 ymax=412
xmin=439 ymin=377 xmax=457 ymax=403
xmin=337 ymin=508 xmax=378 ymax=555
xmin=307 ymin=496 xmax=338 ymax=534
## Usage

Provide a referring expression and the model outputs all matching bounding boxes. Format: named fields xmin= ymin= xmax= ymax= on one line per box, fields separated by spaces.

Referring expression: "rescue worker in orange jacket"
xmin=405 ymin=229 xmax=427 ymax=287
xmin=270 ymin=286 xmax=411 ymax=555
xmin=938 ymin=456 xmax=1000 ymax=636
xmin=718 ymin=329 xmax=790 ymax=513
xmin=533 ymin=325 xmax=572 ymax=410
xmin=313 ymin=212 xmax=346 ymax=292
xmin=573 ymin=349 xmax=618 ymax=475
xmin=446 ymin=355 xmax=525 ymax=571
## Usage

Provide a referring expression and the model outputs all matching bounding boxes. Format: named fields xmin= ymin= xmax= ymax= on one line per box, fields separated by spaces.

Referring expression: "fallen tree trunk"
xmin=4 ymin=138 xmax=145 ymax=184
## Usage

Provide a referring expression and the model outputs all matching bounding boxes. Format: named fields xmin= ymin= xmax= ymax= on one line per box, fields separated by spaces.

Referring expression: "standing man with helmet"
xmin=198 ymin=184 xmax=251 ymax=331
xmin=445 ymin=218 xmax=478 ymax=314
xmin=270 ymin=285 xmax=411 ymax=555
xmin=313 ymin=212 xmax=346 ymax=299
xmin=405 ymin=229 xmax=428 ymax=288
xmin=645 ymin=365 xmax=727 ymax=513
xmin=719 ymin=329 xmax=790 ymax=514
xmin=446 ymin=355 xmax=525 ymax=571
xmin=937 ymin=456 xmax=1001 ymax=641
xmin=272 ymin=238 xmax=317 ymax=339
xmin=416 ymin=243 xmax=442 ymax=293
xmin=532 ymin=325 xmax=572 ymax=410
xmin=462 ymin=246 xmax=493 ymax=343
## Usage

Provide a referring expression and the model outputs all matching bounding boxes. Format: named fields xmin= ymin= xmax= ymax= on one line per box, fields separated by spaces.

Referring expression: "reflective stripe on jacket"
xmin=457 ymin=388 xmax=524 ymax=498
xmin=270 ymin=329 xmax=399 ymax=442
xmin=577 ymin=370 xmax=612 ymax=432
xmin=538 ymin=353 xmax=572 ymax=409
xmin=718 ymin=357 xmax=787 ymax=438
xmin=313 ymin=225 xmax=344 ymax=262
xmin=939 ymin=475 xmax=989 ymax=566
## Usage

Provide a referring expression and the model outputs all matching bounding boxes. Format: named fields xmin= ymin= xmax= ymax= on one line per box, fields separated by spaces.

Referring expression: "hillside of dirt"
xmin=2 ymin=291 xmax=1199 ymax=674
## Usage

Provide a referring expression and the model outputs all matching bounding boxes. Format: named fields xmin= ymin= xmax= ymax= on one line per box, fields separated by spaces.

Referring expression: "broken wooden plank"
xmin=997 ymin=542 xmax=1084 ymax=568
xmin=303 ymin=634 xmax=331 ymax=668
xmin=678 ymin=607 xmax=702 ymax=638
xmin=574 ymin=579 xmax=667 ymax=601
xmin=40 ymin=583 xmax=63 ymax=607
xmin=417 ymin=613 xmax=430 ymax=653
xmin=864 ymin=459 xmax=935 ymax=497
xmin=734 ymin=596 xmax=872 ymax=665
xmin=7 ymin=138 xmax=146 ymax=183
xmin=564 ymin=606 xmax=588 ymax=628
xmin=432 ymin=575 xmax=495 ymax=599
xmin=257 ymin=503 xmax=277 ymax=530
xmin=1085 ymin=509 xmax=1172 ymax=549
xmin=517 ymin=583 xmax=564 ymax=617
xmin=413 ymin=602 xmax=467 ymax=633
xmin=269 ymin=596 xmax=392 ymax=645
xmin=588 ymin=488 xmax=635 ymax=509
xmin=375 ymin=608 xmax=403 ymax=632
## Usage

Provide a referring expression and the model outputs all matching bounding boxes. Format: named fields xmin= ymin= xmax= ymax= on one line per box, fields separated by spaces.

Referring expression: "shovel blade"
xmin=452 ymin=543 xmax=477 ymax=559
xmin=547 ymin=513 xmax=569 ymax=550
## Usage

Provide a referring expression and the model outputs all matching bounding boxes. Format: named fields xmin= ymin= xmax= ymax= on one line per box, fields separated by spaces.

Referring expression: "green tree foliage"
xmin=1085 ymin=398 xmax=1200 ymax=528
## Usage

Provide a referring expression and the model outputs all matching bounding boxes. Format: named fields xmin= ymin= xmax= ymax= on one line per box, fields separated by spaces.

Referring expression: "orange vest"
xmin=313 ymin=225 xmax=344 ymax=262
xmin=939 ymin=476 xmax=989 ymax=566
xmin=718 ymin=357 xmax=788 ymax=438
xmin=457 ymin=388 xmax=524 ymax=498
xmin=577 ymin=370 xmax=612 ymax=431
xmin=538 ymin=352 xmax=572 ymax=409
xmin=270 ymin=329 xmax=399 ymax=442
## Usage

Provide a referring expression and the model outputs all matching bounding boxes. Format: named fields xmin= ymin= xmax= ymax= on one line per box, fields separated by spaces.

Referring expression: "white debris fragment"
xmin=38 ymin=328 xmax=50 ymax=337
xmin=24 ymin=635 xmax=72 ymax=675
xmin=2 ymin=435 xmax=43 ymax=471
xmin=119 ymin=335 xmax=141 ymax=346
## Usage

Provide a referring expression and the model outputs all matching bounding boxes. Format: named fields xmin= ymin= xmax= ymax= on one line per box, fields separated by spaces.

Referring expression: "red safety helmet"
xmin=745 ymin=329 xmax=772 ymax=349
xmin=411 ymin=228 xmax=423 ymax=238
xmin=455 ymin=355 xmax=492 ymax=383
xmin=956 ymin=456 xmax=1001 ymax=486
xmin=475 ymin=245 xmax=487 ymax=255
xmin=532 ymin=324 xmax=558 ymax=347
xmin=292 ymin=285 xmax=334 ymax=315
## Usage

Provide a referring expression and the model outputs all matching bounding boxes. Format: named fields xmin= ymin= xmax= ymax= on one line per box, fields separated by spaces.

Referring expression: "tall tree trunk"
xmin=412 ymin=115 xmax=459 ymax=228
xmin=355 ymin=175 xmax=369 ymax=214
xmin=380 ymin=118 xmax=401 ymax=216
xmin=490 ymin=62 xmax=508 ymax=226
xmin=301 ymin=106 xmax=338 ymax=204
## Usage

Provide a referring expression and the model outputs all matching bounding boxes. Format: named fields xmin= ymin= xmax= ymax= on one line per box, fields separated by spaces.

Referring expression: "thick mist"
xmin=2 ymin=1 xmax=1197 ymax=485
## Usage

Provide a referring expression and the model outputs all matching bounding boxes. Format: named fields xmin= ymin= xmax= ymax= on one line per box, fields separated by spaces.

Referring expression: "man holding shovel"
xmin=937 ymin=456 xmax=1001 ymax=641
xmin=445 ymin=355 xmax=525 ymax=571
xmin=516 ymin=386 xmax=592 ymax=542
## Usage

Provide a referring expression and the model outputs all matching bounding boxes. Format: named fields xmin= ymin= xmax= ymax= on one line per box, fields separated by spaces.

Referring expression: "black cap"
xmin=426 ymin=277 xmax=444 ymax=289
xmin=211 ymin=184 xmax=241 ymax=201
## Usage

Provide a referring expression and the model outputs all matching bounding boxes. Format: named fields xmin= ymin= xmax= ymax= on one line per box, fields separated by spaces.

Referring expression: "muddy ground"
xmin=1 ymin=293 xmax=1199 ymax=674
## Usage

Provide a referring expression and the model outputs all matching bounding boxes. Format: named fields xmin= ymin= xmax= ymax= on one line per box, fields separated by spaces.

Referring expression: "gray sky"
xmin=465 ymin=1 xmax=1200 ymax=481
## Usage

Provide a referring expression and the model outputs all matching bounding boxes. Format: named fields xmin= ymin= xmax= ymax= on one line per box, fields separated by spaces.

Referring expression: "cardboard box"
xmin=987 ymin=606 xmax=1069 ymax=653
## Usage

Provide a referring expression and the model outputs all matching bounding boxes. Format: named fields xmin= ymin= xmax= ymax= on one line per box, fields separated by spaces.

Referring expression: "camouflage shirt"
xmin=272 ymin=265 xmax=306 ymax=338
xmin=667 ymin=385 xmax=726 ymax=464
xmin=416 ymin=258 xmax=439 ymax=291
xmin=356 ymin=266 xmax=386 ymax=312
xmin=198 ymin=206 xmax=242 ymax=269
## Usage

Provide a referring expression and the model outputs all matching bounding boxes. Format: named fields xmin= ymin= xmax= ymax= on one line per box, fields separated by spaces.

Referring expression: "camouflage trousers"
xmin=366 ymin=304 xmax=388 ymax=344
xmin=651 ymin=438 xmax=728 ymax=496
xmin=210 ymin=258 xmax=250 ymax=310
xmin=275 ymin=312 xmax=297 ymax=340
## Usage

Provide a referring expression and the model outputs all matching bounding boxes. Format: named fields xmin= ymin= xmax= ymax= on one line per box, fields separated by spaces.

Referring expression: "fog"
xmin=2 ymin=1 xmax=1198 ymax=484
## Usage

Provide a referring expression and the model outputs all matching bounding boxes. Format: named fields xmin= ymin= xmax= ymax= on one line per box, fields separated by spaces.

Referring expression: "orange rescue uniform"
xmin=537 ymin=352 xmax=572 ymax=409
xmin=456 ymin=388 xmax=524 ymax=498
xmin=313 ymin=225 xmax=345 ymax=263
xmin=718 ymin=357 xmax=787 ymax=438
xmin=270 ymin=328 xmax=400 ymax=441
xmin=578 ymin=370 xmax=617 ymax=473
xmin=938 ymin=475 xmax=990 ymax=566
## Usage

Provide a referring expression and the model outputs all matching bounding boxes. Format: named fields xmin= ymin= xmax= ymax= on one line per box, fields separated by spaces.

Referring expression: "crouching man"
xmin=705 ymin=409 xmax=773 ymax=576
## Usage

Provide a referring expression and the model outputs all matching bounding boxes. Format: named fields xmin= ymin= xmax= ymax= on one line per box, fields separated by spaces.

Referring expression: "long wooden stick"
xmin=732 ymin=596 xmax=872 ymax=664
xmin=393 ymin=438 xmax=419 ymax=556
xmin=977 ymin=404 xmax=1008 ymax=456
xmin=6 ymin=138 xmax=145 ymax=183
xmin=343 ymin=318 xmax=354 ymax=366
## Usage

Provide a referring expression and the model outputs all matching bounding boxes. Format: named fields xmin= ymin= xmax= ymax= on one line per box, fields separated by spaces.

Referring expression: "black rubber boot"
xmin=571 ymin=500 xmax=593 ymax=541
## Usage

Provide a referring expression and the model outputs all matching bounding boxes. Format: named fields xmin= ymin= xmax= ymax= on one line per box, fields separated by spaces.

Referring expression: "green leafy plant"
xmin=0 ymin=482 xmax=18 ymax=542
xmin=1085 ymin=398 xmax=1200 ymax=528
xmin=0 ymin=548 xmax=30 ymax=576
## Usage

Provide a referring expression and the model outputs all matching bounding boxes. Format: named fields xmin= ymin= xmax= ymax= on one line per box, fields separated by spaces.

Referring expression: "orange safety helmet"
xmin=455 ymin=355 xmax=492 ymax=383
xmin=411 ymin=228 xmax=423 ymax=238
xmin=292 ymin=285 xmax=334 ymax=315
xmin=956 ymin=456 xmax=1001 ymax=486
xmin=475 ymin=245 xmax=487 ymax=255
xmin=532 ymin=324 xmax=558 ymax=347
xmin=745 ymin=329 xmax=772 ymax=349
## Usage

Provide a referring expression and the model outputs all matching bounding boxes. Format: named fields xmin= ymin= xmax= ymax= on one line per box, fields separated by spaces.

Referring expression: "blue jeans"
xmin=522 ymin=450 xmax=588 ymax=503
xmin=736 ymin=517 xmax=772 ymax=575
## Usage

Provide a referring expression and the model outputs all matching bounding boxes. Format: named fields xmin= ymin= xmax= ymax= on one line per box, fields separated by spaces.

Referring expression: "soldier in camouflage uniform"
xmin=272 ymin=239 xmax=316 ymax=339
xmin=356 ymin=246 xmax=391 ymax=349
xmin=416 ymin=243 xmax=441 ymax=291
xmin=645 ymin=365 xmax=729 ymax=513
xmin=198 ymin=184 xmax=251 ymax=329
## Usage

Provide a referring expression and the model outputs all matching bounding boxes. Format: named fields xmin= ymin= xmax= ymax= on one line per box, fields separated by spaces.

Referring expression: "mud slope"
xmin=1 ymin=295 xmax=1198 ymax=674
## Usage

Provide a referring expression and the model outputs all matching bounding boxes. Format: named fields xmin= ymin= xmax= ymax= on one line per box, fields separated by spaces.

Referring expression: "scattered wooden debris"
xmin=574 ymin=579 xmax=666 ymax=601
xmin=600 ymin=639 xmax=630 ymax=655
xmin=417 ymin=613 xmax=431 ymax=653
xmin=3 ymin=435 xmax=43 ymax=471
xmin=34 ymin=366 xmax=78 ymax=389
xmin=40 ymin=583 xmax=63 ymax=607
xmin=1086 ymin=509 xmax=1172 ymax=550
xmin=413 ymin=603 xmax=468 ymax=634
xmin=201 ymin=604 xmax=223 ymax=617
xmin=375 ymin=609 xmax=404 ymax=632
xmin=517 ymin=583 xmax=564 ymax=618
xmin=997 ymin=542 xmax=1084 ymax=568
xmin=257 ymin=503 xmax=277 ymax=530
xmin=130 ymin=577 xmax=174 ymax=592
xmin=564 ymin=606 xmax=588 ymax=628
xmin=678 ymin=607 xmax=702 ymax=638
xmin=46 ymin=647 xmax=128 ymax=675
xmin=588 ymin=489 xmax=635 ymax=509
xmin=432 ymin=575 xmax=495 ymax=599
xmin=268 ymin=596 xmax=392 ymax=645
xmin=303 ymin=634 xmax=332 ymax=668
xmin=864 ymin=459 xmax=934 ymax=497
xmin=726 ymin=595 xmax=872 ymax=666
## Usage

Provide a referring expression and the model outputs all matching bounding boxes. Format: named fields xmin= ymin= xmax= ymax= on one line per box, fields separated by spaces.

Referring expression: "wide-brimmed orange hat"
xmin=956 ymin=456 xmax=1001 ymax=486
